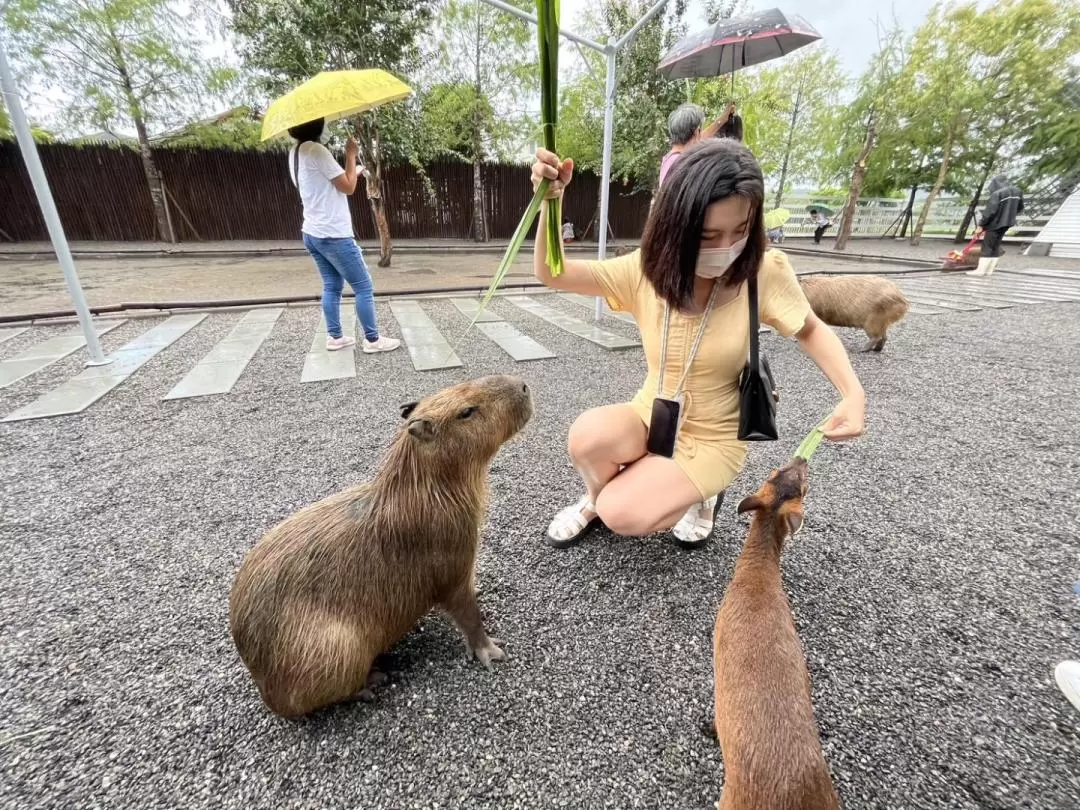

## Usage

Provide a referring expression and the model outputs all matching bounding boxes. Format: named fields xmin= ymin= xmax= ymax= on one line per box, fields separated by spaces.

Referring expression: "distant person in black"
xmin=968 ymin=175 xmax=1024 ymax=277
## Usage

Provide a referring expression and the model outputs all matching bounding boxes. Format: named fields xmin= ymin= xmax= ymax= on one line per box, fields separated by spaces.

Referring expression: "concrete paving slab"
xmin=300 ymin=306 xmax=355 ymax=383
xmin=505 ymin=296 xmax=640 ymax=350
xmin=163 ymin=308 xmax=283 ymax=400
xmin=0 ymin=320 xmax=125 ymax=389
xmin=2 ymin=314 xmax=204 ymax=421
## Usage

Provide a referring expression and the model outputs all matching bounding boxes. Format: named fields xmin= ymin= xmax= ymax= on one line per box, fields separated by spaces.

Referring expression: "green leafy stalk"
xmin=448 ymin=0 xmax=563 ymax=355
xmin=538 ymin=0 xmax=564 ymax=277
xmin=446 ymin=178 xmax=550 ymax=358
xmin=794 ymin=418 xmax=829 ymax=461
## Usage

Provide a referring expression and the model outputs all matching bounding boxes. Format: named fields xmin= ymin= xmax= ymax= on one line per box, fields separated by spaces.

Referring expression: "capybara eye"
xmin=457 ymin=406 xmax=477 ymax=419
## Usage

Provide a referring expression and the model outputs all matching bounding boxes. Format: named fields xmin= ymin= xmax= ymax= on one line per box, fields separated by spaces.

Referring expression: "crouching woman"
xmin=530 ymin=139 xmax=866 ymax=549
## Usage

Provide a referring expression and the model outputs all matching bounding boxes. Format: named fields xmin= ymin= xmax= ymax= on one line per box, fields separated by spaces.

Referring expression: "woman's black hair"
xmin=641 ymin=138 xmax=767 ymax=311
xmin=718 ymin=112 xmax=743 ymax=142
xmin=287 ymin=117 xmax=325 ymax=143
xmin=286 ymin=117 xmax=326 ymax=193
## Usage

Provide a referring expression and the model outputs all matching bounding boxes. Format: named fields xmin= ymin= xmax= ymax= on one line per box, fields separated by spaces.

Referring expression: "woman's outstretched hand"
xmin=531 ymin=148 xmax=574 ymax=199
xmin=823 ymin=394 xmax=866 ymax=441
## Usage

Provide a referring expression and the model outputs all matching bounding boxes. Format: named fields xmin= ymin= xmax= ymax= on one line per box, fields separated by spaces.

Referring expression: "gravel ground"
xmin=1 ymin=296 xmax=1078 ymax=809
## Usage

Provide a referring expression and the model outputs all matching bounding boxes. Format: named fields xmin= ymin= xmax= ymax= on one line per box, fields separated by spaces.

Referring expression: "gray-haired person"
xmin=658 ymin=102 xmax=736 ymax=188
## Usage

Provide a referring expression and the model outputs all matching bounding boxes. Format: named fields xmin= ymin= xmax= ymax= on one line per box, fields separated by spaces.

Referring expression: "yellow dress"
xmin=583 ymin=248 xmax=812 ymax=499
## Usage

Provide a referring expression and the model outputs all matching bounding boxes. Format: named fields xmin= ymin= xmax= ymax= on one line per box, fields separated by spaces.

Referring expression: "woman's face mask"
xmin=696 ymin=236 xmax=748 ymax=278
xmin=318 ymin=124 xmax=331 ymax=144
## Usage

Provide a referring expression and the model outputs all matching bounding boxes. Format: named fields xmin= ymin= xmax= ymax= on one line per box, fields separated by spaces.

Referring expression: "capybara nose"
xmin=522 ymin=382 xmax=530 ymax=395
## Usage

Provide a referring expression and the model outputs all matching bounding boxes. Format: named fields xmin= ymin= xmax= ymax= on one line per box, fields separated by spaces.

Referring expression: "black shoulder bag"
xmin=737 ymin=275 xmax=780 ymax=441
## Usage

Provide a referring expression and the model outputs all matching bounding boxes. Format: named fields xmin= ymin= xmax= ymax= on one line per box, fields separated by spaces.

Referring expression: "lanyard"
xmin=657 ymin=281 xmax=720 ymax=399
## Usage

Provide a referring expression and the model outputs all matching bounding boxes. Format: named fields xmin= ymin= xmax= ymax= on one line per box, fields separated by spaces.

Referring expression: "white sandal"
xmin=670 ymin=492 xmax=724 ymax=549
xmin=546 ymin=495 xmax=599 ymax=549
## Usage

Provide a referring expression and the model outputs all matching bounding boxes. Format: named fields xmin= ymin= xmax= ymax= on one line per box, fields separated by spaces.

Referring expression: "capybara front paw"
xmin=470 ymin=638 xmax=506 ymax=670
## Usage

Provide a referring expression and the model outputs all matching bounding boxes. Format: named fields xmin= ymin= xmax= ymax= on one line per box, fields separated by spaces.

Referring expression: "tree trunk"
xmin=834 ymin=115 xmax=876 ymax=252
xmin=898 ymin=184 xmax=918 ymax=239
xmin=359 ymin=113 xmax=393 ymax=267
xmin=364 ymin=174 xmax=393 ymax=268
xmin=133 ymin=117 xmax=174 ymax=242
xmin=910 ymin=131 xmax=954 ymax=246
xmin=110 ymin=27 xmax=173 ymax=242
xmin=954 ymin=177 xmax=985 ymax=243
xmin=774 ymin=82 xmax=803 ymax=209
xmin=471 ymin=158 xmax=488 ymax=242
xmin=470 ymin=9 xmax=488 ymax=242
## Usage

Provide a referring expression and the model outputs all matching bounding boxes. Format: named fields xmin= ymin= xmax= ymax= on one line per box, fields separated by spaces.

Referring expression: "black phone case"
xmin=647 ymin=398 xmax=681 ymax=458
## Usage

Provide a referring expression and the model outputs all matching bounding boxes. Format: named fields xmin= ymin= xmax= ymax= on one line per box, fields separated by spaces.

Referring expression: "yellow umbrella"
xmin=764 ymin=208 xmax=791 ymax=230
xmin=260 ymin=69 xmax=413 ymax=141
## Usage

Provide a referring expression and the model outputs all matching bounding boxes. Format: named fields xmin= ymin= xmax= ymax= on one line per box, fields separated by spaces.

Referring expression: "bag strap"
xmin=291 ymin=142 xmax=310 ymax=200
xmin=747 ymin=274 xmax=761 ymax=374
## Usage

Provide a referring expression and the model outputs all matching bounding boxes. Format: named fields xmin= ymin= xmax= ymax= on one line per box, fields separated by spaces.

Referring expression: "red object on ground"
xmin=941 ymin=234 xmax=982 ymax=271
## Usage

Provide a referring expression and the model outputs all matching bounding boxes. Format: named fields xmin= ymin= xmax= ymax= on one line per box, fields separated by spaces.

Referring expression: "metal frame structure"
xmin=0 ymin=34 xmax=110 ymax=366
xmin=481 ymin=0 xmax=669 ymax=321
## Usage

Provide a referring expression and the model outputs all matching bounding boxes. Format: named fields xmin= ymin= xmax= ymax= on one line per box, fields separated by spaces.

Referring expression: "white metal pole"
xmin=594 ymin=47 xmax=617 ymax=322
xmin=0 ymin=37 xmax=110 ymax=366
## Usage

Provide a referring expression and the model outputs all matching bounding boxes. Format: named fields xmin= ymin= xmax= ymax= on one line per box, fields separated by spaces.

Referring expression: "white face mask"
xmin=695 ymin=236 xmax=748 ymax=278
xmin=318 ymin=124 xmax=331 ymax=144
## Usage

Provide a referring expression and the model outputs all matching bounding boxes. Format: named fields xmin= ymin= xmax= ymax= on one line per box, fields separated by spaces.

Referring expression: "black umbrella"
xmin=657 ymin=8 xmax=822 ymax=82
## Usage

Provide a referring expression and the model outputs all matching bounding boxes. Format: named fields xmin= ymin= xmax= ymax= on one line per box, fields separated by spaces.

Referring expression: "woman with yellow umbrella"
xmin=263 ymin=70 xmax=412 ymax=353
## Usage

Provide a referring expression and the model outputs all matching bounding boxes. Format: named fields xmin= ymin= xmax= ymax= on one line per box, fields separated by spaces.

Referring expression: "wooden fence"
xmin=0 ymin=143 xmax=652 ymax=243
xmin=0 ymin=143 xmax=1051 ymax=244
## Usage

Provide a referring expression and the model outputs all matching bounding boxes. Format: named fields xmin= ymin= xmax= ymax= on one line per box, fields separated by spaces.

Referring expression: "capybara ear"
xmin=400 ymin=401 xmax=419 ymax=419
xmin=784 ymin=507 xmax=804 ymax=538
xmin=407 ymin=418 xmax=435 ymax=441
xmin=736 ymin=495 xmax=762 ymax=515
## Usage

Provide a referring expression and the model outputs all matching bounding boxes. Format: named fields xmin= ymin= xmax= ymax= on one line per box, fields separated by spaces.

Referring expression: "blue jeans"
xmin=302 ymin=234 xmax=380 ymax=341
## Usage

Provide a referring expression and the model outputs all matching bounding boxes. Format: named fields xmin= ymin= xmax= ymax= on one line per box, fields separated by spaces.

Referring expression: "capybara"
xmin=799 ymin=274 xmax=908 ymax=353
xmin=713 ymin=458 xmax=840 ymax=810
xmin=229 ymin=374 xmax=533 ymax=718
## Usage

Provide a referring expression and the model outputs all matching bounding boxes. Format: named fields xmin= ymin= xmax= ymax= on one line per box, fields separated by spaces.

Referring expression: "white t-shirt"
xmin=288 ymin=142 xmax=354 ymax=239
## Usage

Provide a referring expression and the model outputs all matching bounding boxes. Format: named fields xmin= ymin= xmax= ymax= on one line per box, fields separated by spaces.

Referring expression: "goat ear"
xmin=736 ymin=495 xmax=762 ymax=515
xmin=399 ymin=401 xmax=419 ymax=419
xmin=407 ymin=418 xmax=435 ymax=441
xmin=785 ymin=509 xmax=804 ymax=537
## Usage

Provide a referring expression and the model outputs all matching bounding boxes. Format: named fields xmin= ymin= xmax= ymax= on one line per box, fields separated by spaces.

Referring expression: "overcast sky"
xmin=560 ymin=0 xmax=940 ymax=76
xmin=14 ymin=0 xmax=946 ymax=134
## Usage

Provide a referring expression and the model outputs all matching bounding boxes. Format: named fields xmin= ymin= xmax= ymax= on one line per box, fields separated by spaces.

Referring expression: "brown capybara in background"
xmin=229 ymin=375 xmax=533 ymax=718
xmin=713 ymin=458 xmax=840 ymax=810
xmin=799 ymin=274 xmax=909 ymax=353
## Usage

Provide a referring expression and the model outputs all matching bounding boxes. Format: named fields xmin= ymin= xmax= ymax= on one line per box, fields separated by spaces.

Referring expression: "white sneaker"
xmin=1054 ymin=660 xmax=1080 ymax=713
xmin=362 ymin=336 xmax=402 ymax=354
xmin=326 ymin=336 xmax=356 ymax=351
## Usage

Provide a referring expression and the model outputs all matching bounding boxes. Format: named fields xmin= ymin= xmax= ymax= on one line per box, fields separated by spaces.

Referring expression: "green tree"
xmin=884 ymin=0 xmax=1080 ymax=245
xmin=0 ymin=100 xmax=54 ymax=141
xmin=693 ymin=45 xmax=845 ymax=205
xmin=228 ymin=0 xmax=437 ymax=265
xmin=5 ymin=0 xmax=232 ymax=241
xmin=950 ymin=0 xmax=1080 ymax=239
xmin=423 ymin=0 xmax=535 ymax=241
xmin=899 ymin=4 xmax=982 ymax=245
xmin=1018 ymin=66 xmax=1080 ymax=201
xmin=153 ymin=109 xmax=270 ymax=150
xmin=558 ymin=0 xmax=692 ymax=201
xmin=816 ymin=21 xmax=908 ymax=251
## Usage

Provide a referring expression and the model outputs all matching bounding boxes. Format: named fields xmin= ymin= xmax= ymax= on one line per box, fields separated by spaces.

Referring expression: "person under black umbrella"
xmin=659 ymin=102 xmax=738 ymax=188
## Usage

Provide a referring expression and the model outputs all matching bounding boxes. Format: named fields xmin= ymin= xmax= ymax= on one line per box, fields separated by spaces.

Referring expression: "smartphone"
xmin=647 ymin=397 xmax=681 ymax=458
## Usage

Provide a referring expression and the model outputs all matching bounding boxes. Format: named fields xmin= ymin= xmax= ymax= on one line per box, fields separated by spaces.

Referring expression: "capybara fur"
xmin=229 ymin=374 xmax=533 ymax=718
xmin=799 ymin=274 xmax=908 ymax=353
xmin=713 ymin=458 xmax=840 ymax=810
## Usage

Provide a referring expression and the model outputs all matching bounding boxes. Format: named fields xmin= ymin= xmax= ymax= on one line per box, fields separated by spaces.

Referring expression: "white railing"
xmin=769 ymin=194 xmax=1051 ymax=239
